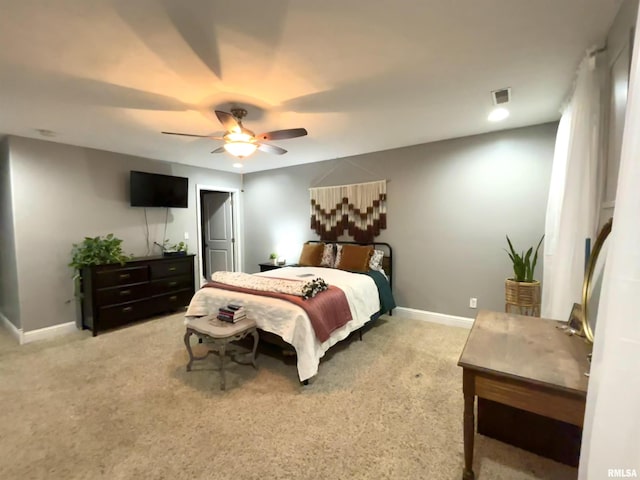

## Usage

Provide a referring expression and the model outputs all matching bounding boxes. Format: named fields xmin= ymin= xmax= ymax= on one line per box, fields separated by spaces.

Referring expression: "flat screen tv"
xmin=130 ymin=171 xmax=188 ymax=208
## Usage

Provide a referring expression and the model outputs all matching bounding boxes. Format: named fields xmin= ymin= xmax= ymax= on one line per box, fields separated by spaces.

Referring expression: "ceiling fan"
xmin=162 ymin=108 xmax=308 ymax=158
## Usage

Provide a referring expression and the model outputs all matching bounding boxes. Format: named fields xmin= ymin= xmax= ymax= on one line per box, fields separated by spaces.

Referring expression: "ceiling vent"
xmin=491 ymin=88 xmax=511 ymax=105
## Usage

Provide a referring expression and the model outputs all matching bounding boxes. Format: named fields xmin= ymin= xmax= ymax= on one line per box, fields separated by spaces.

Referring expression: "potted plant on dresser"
xmin=69 ymin=234 xmax=132 ymax=297
xmin=505 ymin=235 xmax=544 ymax=317
xmin=162 ymin=239 xmax=188 ymax=256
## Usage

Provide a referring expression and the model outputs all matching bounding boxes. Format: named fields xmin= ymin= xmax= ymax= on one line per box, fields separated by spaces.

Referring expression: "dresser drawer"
xmin=149 ymin=276 xmax=193 ymax=296
xmin=98 ymin=299 xmax=153 ymax=330
xmin=150 ymin=259 xmax=191 ymax=279
xmin=95 ymin=266 xmax=149 ymax=288
xmin=151 ymin=289 xmax=193 ymax=311
xmin=95 ymin=282 xmax=149 ymax=307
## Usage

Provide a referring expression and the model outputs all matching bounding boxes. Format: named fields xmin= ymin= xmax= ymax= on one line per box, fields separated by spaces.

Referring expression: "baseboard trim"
xmin=22 ymin=321 xmax=77 ymax=344
xmin=0 ymin=311 xmax=23 ymax=344
xmin=394 ymin=307 xmax=474 ymax=329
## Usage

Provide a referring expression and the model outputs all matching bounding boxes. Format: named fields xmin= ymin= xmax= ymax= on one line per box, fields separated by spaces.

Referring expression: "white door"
xmin=202 ymin=191 xmax=234 ymax=279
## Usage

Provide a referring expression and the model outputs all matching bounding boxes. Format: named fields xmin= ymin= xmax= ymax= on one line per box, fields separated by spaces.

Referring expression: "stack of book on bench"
xmin=216 ymin=304 xmax=246 ymax=323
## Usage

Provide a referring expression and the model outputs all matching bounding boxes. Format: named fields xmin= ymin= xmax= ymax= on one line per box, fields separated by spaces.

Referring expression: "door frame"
xmin=195 ymin=184 xmax=242 ymax=285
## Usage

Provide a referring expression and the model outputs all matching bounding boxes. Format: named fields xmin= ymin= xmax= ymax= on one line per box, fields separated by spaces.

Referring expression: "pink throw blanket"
xmin=203 ymin=282 xmax=352 ymax=342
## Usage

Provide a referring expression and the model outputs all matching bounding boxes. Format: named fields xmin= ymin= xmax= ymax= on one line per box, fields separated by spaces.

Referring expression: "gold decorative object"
xmin=580 ymin=218 xmax=612 ymax=343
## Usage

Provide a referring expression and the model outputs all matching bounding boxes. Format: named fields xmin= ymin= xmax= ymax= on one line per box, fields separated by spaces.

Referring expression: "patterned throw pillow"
xmin=320 ymin=244 xmax=335 ymax=267
xmin=334 ymin=244 xmax=342 ymax=268
xmin=369 ymin=249 xmax=385 ymax=272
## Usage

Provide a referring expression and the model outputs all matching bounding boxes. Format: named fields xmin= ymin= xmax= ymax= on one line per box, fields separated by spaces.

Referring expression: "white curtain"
xmin=541 ymin=55 xmax=603 ymax=319
xmin=579 ymin=14 xmax=640 ymax=478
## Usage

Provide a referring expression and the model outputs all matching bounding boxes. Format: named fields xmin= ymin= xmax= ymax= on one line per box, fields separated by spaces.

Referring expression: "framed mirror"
xmin=581 ymin=218 xmax=613 ymax=343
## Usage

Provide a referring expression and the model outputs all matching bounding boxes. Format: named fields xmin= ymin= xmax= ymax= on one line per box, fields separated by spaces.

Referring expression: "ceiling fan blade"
xmin=258 ymin=143 xmax=287 ymax=155
xmin=211 ymin=146 xmax=226 ymax=154
xmin=215 ymin=110 xmax=241 ymax=132
xmin=162 ymin=131 xmax=223 ymax=139
xmin=255 ymin=128 xmax=308 ymax=141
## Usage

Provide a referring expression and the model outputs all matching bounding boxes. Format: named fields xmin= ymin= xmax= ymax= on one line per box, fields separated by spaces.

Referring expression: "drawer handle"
xmin=168 ymin=281 xmax=177 ymax=287
xmin=120 ymin=290 xmax=131 ymax=296
xmin=168 ymin=267 xmax=177 ymax=272
xmin=122 ymin=306 xmax=133 ymax=312
xmin=119 ymin=273 xmax=131 ymax=279
xmin=169 ymin=296 xmax=177 ymax=301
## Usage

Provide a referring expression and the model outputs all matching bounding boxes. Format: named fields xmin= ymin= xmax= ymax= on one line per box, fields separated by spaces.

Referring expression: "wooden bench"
xmin=184 ymin=315 xmax=259 ymax=390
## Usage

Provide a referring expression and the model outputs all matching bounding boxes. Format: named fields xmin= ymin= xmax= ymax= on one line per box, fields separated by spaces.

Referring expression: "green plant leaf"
xmin=506 ymin=235 xmax=518 ymax=258
xmin=523 ymin=248 xmax=532 ymax=281
xmin=505 ymin=235 xmax=544 ymax=282
xmin=531 ymin=234 xmax=545 ymax=282
xmin=69 ymin=234 xmax=132 ymax=298
xmin=69 ymin=233 xmax=131 ymax=272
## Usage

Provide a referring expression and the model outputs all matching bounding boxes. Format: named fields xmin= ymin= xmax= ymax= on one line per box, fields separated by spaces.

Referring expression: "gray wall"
xmin=243 ymin=123 xmax=557 ymax=317
xmin=5 ymin=122 xmax=556 ymax=330
xmin=600 ymin=0 xmax=638 ymax=225
xmin=0 ymin=137 xmax=21 ymax=328
xmin=8 ymin=135 xmax=241 ymax=332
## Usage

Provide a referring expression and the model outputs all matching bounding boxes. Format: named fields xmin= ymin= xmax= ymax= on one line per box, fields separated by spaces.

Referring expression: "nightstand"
xmin=259 ymin=262 xmax=294 ymax=272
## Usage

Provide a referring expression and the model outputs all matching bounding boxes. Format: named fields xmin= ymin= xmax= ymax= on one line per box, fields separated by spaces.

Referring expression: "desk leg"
xmin=463 ymin=369 xmax=475 ymax=480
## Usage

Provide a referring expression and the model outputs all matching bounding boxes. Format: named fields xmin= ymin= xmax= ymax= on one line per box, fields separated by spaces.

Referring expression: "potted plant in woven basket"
xmin=505 ymin=235 xmax=544 ymax=317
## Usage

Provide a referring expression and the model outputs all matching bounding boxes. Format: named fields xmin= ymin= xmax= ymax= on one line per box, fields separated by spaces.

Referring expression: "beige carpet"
xmin=0 ymin=313 xmax=577 ymax=480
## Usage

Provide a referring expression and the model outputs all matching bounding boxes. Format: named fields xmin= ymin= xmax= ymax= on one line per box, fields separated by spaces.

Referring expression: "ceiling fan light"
xmin=224 ymin=141 xmax=257 ymax=158
xmin=225 ymin=131 xmax=253 ymax=143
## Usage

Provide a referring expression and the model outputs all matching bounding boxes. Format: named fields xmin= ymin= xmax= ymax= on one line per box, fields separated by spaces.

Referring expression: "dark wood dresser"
xmin=81 ymin=254 xmax=195 ymax=336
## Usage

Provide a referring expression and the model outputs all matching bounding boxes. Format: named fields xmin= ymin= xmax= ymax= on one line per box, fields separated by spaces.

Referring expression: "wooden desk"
xmin=457 ymin=310 xmax=591 ymax=480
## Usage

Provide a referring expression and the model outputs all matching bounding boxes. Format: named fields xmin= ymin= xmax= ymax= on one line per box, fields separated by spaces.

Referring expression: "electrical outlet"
xmin=469 ymin=297 xmax=477 ymax=309
xmin=184 ymin=232 xmax=189 ymax=240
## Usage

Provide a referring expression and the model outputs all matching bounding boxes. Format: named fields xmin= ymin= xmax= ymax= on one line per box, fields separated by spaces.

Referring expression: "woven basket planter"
xmin=505 ymin=279 xmax=541 ymax=317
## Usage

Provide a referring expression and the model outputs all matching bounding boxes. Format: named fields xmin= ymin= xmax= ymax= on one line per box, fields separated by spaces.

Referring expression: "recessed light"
xmin=233 ymin=163 xmax=243 ymax=168
xmin=488 ymin=107 xmax=509 ymax=122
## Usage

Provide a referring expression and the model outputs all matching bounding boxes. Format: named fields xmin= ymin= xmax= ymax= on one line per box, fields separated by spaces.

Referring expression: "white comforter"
xmin=185 ymin=267 xmax=380 ymax=381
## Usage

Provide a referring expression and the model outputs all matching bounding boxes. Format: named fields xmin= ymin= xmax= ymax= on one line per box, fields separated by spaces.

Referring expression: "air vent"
xmin=491 ymin=88 xmax=511 ymax=105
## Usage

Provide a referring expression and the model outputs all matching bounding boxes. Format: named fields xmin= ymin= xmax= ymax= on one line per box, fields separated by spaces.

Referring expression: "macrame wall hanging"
xmin=309 ymin=180 xmax=387 ymax=242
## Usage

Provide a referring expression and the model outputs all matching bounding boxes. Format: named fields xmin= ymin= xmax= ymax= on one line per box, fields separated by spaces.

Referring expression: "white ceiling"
xmin=0 ymin=0 xmax=621 ymax=173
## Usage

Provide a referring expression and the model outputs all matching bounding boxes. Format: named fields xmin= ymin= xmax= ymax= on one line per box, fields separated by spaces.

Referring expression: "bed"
xmin=185 ymin=241 xmax=395 ymax=382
